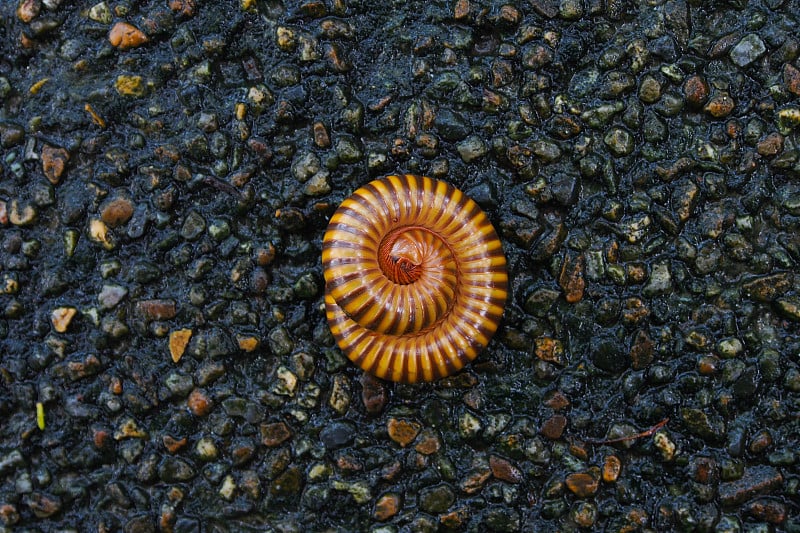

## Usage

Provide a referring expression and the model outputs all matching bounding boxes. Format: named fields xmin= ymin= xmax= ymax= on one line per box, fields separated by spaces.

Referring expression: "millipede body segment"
xmin=322 ymin=175 xmax=508 ymax=383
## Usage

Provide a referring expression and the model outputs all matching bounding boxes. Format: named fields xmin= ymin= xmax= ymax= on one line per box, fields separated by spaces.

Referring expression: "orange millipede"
xmin=322 ymin=174 xmax=508 ymax=383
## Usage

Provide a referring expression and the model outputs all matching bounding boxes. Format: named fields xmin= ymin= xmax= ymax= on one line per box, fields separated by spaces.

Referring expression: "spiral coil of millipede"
xmin=322 ymin=175 xmax=508 ymax=383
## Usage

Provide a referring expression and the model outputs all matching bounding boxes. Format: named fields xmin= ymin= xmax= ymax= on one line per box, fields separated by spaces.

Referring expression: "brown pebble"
xmin=462 ymin=388 xmax=482 ymax=410
xmin=756 ymin=132 xmax=784 ymax=157
xmin=683 ymin=75 xmax=710 ymax=108
xmin=336 ymin=454 xmax=362 ymax=472
xmin=0 ymin=201 xmax=7 ymax=225
xmin=691 ymin=456 xmax=718 ymax=484
xmin=708 ymin=32 xmax=739 ymax=58
xmin=440 ymin=509 xmax=468 ymax=529
xmin=300 ymin=1 xmax=327 ymax=17
xmin=92 ymin=428 xmax=110 ymax=449
xmin=108 ymin=22 xmax=149 ymax=50
xmin=460 ymin=467 xmax=492 ymax=494
xmin=134 ymin=299 xmax=176 ymax=321
xmin=41 ymin=144 xmax=69 ymax=185
xmin=602 ymin=455 xmax=622 ymax=482
xmin=622 ymin=297 xmax=649 ymax=325
xmin=374 ymin=493 xmax=401 ymax=521
xmin=697 ymin=355 xmax=719 ymax=376
xmin=785 ymin=63 xmax=800 ymax=96
xmin=100 ymin=196 xmax=134 ymax=227
xmin=542 ymin=390 xmax=570 ymax=411
xmin=254 ymin=244 xmax=276 ymax=267
xmin=626 ymin=263 xmax=647 ymax=283
xmin=489 ymin=455 xmax=524 ymax=484
xmin=749 ymin=429 xmax=773 ymax=454
xmin=261 ymin=422 xmax=292 ymax=447
xmin=498 ymin=5 xmax=521 ymax=26
xmin=187 ymin=388 xmax=212 ymax=417
xmin=541 ymin=414 xmax=568 ymax=439
xmin=414 ymin=429 xmax=441 ymax=455
xmin=569 ymin=443 xmax=589 ymax=461
xmin=16 ymin=0 xmax=40 ymax=23
xmin=565 ymin=468 xmax=600 ymax=498
xmin=162 ymin=435 xmax=187 ymax=454
xmin=559 ymin=253 xmax=585 ymax=303
xmin=0 ymin=504 xmax=18 ymax=526
xmin=454 ymin=0 xmax=470 ymax=20
xmin=535 ymin=337 xmax=566 ymax=365
xmin=719 ymin=465 xmax=783 ymax=506
xmin=387 ymin=418 xmax=421 ymax=447
xmin=745 ymin=498 xmax=787 ymax=524
xmin=24 ymin=492 xmax=61 ymax=519
xmin=168 ymin=0 xmax=196 ymax=16
xmin=742 ymin=272 xmax=792 ymax=302
xmin=704 ymin=93 xmax=735 ymax=118
xmin=324 ymin=43 xmax=350 ymax=72
xmin=380 ymin=460 xmax=402 ymax=482
xmin=360 ymin=373 xmax=388 ymax=415
xmin=630 ymin=329 xmax=654 ymax=370
xmin=169 ymin=329 xmax=192 ymax=362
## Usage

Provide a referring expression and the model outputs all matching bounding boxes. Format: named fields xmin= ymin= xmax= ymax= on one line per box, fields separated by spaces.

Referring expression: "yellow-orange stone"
xmin=187 ymin=389 xmax=212 ymax=417
xmin=100 ymin=196 xmax=134 ymax=227
xmin=41 ymin=144 xmax=69 ymax=185
xmin=565 ymin=469 xmax=600 ymax=498
xmin=169 ymin=329 xmax=192 ymax=362
xmin=17 ymin=0 xmax=40 ymax=23
xmin=603 ymin=455 xmax=622 ymax=482
xmin=374 ymin=493 xmax=401 ymax=521
xmin=237 ymin=336 xmax=260 ymax=352
xmin=51 ymin=307 xmax=77 ymax=333
xmin=115 ymin=75 xmax=145 ymax=97
xmin=108 ymin=22 xmax=149 ymax=50
xmin=387 ymin=419 xmax=421 ymax=447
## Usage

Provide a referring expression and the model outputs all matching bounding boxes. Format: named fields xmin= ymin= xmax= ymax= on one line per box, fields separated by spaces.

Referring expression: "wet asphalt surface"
xmin=1 ymin=0 xmax=799 ymax=531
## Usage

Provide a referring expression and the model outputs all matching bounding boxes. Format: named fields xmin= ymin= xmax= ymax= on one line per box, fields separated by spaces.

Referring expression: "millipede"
xmin=322 ymin=174 xmax=508 ymax=383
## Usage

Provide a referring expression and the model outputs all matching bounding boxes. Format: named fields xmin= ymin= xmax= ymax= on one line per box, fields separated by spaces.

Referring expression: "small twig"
xmin=586 ymin=418 xmax=670 ymax=445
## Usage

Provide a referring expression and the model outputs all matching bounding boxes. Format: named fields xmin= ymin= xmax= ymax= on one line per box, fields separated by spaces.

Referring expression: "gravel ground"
xmin=1 ymin=0 xmax=799 ymax=531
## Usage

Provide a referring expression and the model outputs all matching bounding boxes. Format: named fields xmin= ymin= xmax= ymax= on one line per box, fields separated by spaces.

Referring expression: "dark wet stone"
xmin=320 ymin=421 xmax=355 ymax=449
xmin=292 ymin=272 xmax=319 ymax=298
xmin=270 ymin=467 xmax=304 ymax=498
xmin=158 ymin=457 xmax=196 ymax=482
xmin=124 ymin=515 xmax=155 ymax=533
xmin=484 ymin=507 xmax=521 ymax=532
xmin=730 ymin=34 xmax=767 ymax=67
xmin=777 ymin=297 xmax=800 ymax=321
xmin=268 ymin=326 xmax=294 ymax=356
xmin=649 ymin=35 xmax=678 ymax=62
xmin=418 ymin=483 xmax=455 ymax=514
xmin=604 ymin=127 xmax=634 ymax=156
xmin=591 ymin=336 xmax=629 ymax=373
xmin=180 ymin=210 xmax=206 ymax=240
xmin=719 ymin=465 xmax=783 ymax=506
xmin=681 ymin=408 xmax=726 ymax=441
xmin=0 ymin=122 xmax=24 ymax=147
xmin=434 ymin=109 xmax=469 ymax=141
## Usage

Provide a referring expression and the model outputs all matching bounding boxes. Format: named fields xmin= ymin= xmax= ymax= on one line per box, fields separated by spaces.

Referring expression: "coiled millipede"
xmin=322 ymin=175 xmax=508 ymax=383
